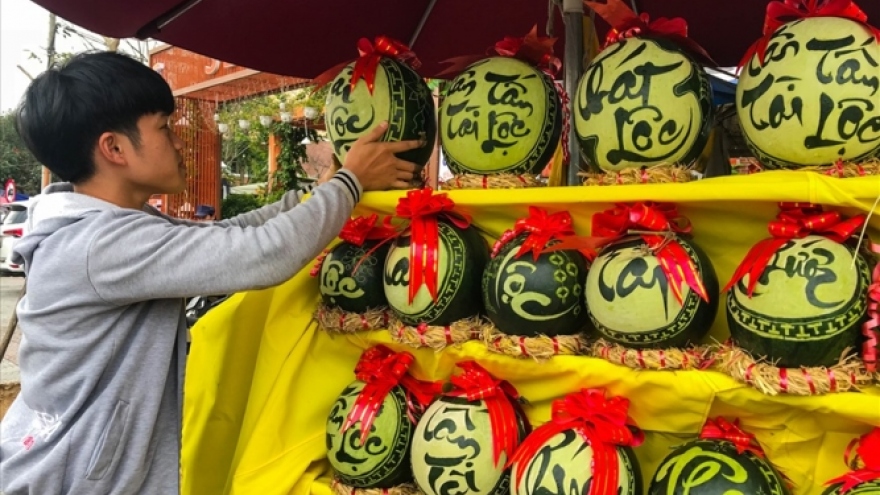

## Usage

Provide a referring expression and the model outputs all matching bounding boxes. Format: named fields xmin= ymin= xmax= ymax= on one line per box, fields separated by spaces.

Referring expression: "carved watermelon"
xmin=325 ymin=58 xmax=436 ymax=174
xmin=320 ymin=240 xmax=391 ymax=313
xmin=326 ymin=382 xmax=415 ymax=488
xmin=649 ymin=439 xmax=791 ymax=494
xmin=585 ymin=236 xmax=719 ymax=348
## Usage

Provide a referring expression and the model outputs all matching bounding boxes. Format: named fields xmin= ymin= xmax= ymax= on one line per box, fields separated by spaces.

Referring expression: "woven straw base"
xmin=314 ymin=304 xmax=394 ymax=333
xmin=483 ymin=324 xmax=587 ymax=360
xmin=580 ymin=163 xmax=694 ymax=186
xmin=389 ymin=316 xmax=483 ymax=350
xmin=715 ymin=343 xmax=873 ymax=396
xmin=331 ymin=479 xmax=424 ymax=495
xmin=800 ymin=159 xmax=880 ymax=178
xmin=591 ymin=339 xmax=711 ymax=370
xmin=441 ymin=173 xmax=544 ymax=190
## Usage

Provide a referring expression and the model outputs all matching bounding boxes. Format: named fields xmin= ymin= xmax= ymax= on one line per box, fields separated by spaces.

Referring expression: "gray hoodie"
xmin=0 ymin=171 xmax=362 ymax=494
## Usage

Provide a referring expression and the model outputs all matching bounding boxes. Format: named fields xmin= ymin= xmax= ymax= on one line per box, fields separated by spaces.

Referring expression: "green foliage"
xmin=0 ymin=113 xmax=43 ymax=195
xmin=220 ymin=193 xmax=264 ymax=218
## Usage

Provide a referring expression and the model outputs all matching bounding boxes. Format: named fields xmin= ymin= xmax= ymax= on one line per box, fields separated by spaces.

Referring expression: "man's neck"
xmin=73 ymin=179 xmax=150 ymax=210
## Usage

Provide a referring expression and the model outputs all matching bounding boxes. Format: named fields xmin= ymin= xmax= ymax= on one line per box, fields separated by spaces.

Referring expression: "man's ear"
xmin=95 ymin=132 xmax=127 ymax=166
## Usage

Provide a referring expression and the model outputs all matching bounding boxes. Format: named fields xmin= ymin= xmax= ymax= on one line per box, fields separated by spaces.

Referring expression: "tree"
xmin=0 ymin=113 xmax=43 ymax=196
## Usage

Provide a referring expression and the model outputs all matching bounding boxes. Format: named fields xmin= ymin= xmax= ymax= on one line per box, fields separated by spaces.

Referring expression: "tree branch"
xmin=16 ymin=65 xmax=34 ymax=80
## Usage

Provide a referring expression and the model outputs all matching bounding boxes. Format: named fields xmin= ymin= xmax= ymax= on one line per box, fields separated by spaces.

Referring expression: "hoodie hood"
xmin=11 ymin=183 xmax=121 ymax=269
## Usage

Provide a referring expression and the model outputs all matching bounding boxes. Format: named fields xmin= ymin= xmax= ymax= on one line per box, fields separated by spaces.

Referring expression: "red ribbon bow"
xmin=395 ymin=188 xmax=472 ymax=304
xmin=827 ymin=428 xmax=880 ymax=493
xmin=448 ymin=361 xmax=523 ymax=467
xmin=700 ymin=417 xmax=766 ymax=457
xmin=740 ymin=0 xmax=880 ymax=69
xmin=438 ymin=25 xmax=561 ymax=78
xmin=492 ymin=207 xmax=610 ymax=261
xmin=342 ymin=346 xmax=416 ymax=446
xmin=724 ymin=203 xmax=865 ymax=296
xmin=510 ymin=389 xmax=644 ymax=495
xmin=339 ymin=214 xmax=399 ymax=246
xmin=584 ymin=0 xmax=716 ymax=65
xmin=313 ymin=35 xmax=421 ymax=94
xmin=592 ymin=202 xmax=709 ymax=305
xmin=863 ymin=262 xmax=880 ymax=372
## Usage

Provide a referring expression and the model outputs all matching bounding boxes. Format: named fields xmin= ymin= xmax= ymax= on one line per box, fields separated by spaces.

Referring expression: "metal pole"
xmin=563 ymin=0 xmax=584 ymax=186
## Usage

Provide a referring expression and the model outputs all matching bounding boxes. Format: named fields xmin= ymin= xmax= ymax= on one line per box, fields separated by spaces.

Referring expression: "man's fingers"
xmin=396 ymin=169 xmax=415 ymax=182
xmin=355 ymin=121 xmax=390 ymax=145
xmin=381 ymin=139 xmax=424 ymax=153
xmin=392 ymin=180 xmax=411 ymax=189
xmin=395 ymin=160 xmax=418 ymax=174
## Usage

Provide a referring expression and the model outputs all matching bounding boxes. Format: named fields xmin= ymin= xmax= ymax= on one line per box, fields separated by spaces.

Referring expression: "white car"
xmin=0 ymin=200 xmax=29 ymax=275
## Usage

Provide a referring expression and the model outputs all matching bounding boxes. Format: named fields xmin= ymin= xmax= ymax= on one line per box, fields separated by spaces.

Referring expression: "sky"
xmin=0 ymin=0 xmax=93 ymax=113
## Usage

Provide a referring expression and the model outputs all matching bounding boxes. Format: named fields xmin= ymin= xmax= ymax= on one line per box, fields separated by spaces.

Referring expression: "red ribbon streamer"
xmin=312 ymin=36 xmax=421 ymax=94
xmin=863 ymin=262 xmax=880 ymax=373
xmin=740 ymin=0 xmax=880 ymax=69
xmin=509 ymin=389 xmax=644 ymax=495
xmin=448 ymin=361 xmax=523 ymax=467
xmin=591 ymin=202 xmax=709 ymax=305
xmin=700 ymin=417 xmax=766 ymax=458
xmin=827 ymin=428 xmax=880 ymax=493
xmin=492 ymin=206 xmax=611 ymax=261
xmin=395 ymin=188 xmax=471 ymax=304
xmin=723 ymin=203 xmax=865 ymax=296
xmin=438 ymin=25 xmax=561 ymax=79
xmin=584 ymin=0 xmax=716 ymax=65
xmin=341 ymin=345 xmax=441 ymax=446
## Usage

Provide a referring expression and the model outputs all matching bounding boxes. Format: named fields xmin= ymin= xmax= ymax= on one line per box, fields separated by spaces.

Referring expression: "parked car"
xmin=0 ymin=200 xmax=29 ymax=275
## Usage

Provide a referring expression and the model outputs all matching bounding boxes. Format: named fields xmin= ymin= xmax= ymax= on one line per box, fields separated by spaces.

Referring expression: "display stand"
xmin=182 ymin=171 xmax=880 ymax=495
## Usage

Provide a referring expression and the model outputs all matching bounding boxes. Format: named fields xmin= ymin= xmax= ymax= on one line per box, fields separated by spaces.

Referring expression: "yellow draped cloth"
xmin=182 ymin=171 xmax=880 ymax=495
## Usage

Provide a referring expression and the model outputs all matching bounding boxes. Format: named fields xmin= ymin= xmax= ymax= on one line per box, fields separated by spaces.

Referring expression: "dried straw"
xmin=441 ymin=173 xmax=545 ymax=190
xmin=389 ymin=317 xmax=484 ymax=350
xmin=800 ymin=159 xmax=880 ymax=178
xmin=482 ymin=324 xmax=587 ymax=360
xmin=580 ymin=163 xmax=694 ymax=186
xmin=714 ymin=342 xmax=874 ymax=396
xmin=331 ymin=479 xmax=424 ymax=495
xmin=590 ymin=339 xmax=711 ymax=370
xmin=314 ymin=304 xmax=395 ymax=334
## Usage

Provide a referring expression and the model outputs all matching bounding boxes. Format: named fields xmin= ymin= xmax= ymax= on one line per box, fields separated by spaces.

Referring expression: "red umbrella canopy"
xmin=28 ymin=0 xmax=880 ymax=76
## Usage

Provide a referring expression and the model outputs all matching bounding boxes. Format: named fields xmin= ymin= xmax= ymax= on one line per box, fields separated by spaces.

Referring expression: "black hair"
xmin=15 ymin=51 xmax=175 ymax=184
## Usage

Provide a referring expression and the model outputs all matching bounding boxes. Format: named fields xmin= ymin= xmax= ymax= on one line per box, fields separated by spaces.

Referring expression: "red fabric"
xmin=740 ymin=0 xmax=880 ymax=69
xmin=723 ymin=203 xmax=865 ymax=296
xmin=863 ymin=261 xmax=880 ymax=372
xmin=438 ymin=25 xmax=561 ymax=79
xmin=338 ymin=214 xmax=399 ymax=246
xmin=591 ymin=202 xmax=709 ymax=305
xmin=448 ymin=361 xmax=522 ymax=468
xmin=827 ymin=428 xmax=880 ymax=493
xmin=509 ymin=389 xmax=643 ymax=495
xmin=395 ymin=188 xmax=471 ymax=304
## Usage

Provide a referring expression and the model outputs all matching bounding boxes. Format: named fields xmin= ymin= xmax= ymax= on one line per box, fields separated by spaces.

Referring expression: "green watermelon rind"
xmin=822 ymin=479 xmax=880 ymax=494
xmin=726 ymin=242 xmax=872 ymax=368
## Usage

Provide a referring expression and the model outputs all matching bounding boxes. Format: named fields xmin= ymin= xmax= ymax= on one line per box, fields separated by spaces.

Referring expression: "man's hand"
xmin=342 ymin=121 xmax=422 ymax=191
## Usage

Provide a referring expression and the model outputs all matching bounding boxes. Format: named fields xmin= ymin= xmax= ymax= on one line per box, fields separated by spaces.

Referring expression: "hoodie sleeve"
xmin=155 ymin=190 xmax=305 ymax=228
xmin=86 ymin=171 xmax=362 ymax=304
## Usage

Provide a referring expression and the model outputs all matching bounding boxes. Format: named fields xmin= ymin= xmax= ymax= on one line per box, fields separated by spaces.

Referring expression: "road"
xmin=1 ymin=275 xmax=25 ymax=384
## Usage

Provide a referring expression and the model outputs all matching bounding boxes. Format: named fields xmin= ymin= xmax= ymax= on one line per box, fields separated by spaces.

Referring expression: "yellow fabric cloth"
xmin=182 ymin=171 xmax=880 ymax=495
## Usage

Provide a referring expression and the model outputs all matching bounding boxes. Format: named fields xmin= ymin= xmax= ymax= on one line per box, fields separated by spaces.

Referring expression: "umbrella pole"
xmin=562 ymin=0 xmax=584 ymax=186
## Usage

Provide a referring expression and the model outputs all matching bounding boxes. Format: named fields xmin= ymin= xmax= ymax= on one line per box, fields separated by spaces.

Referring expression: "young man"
xmin=0 ymin=52 xmax=420 ymax=494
